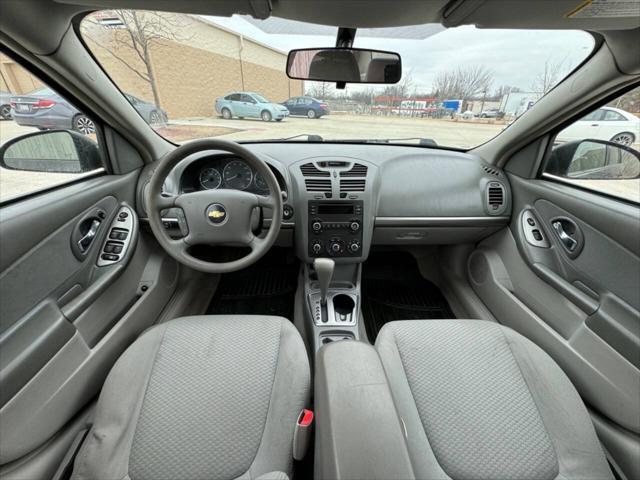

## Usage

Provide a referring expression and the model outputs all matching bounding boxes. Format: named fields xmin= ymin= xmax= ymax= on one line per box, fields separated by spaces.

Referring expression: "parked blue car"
xmin=282 ymin=96 xmax=329 ymax=119
xmin=11 ymin=88 xmax=167 ymax=134
xmin=215 ymin=92 xmax=289 ymax=122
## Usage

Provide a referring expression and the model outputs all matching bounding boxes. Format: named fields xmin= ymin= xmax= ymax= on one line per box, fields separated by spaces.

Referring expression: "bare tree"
xmin=84 ymin=11 xmax=191 ymax=109
xmin=492 ymin=84 xmax=522 ymax=100
xmin=433 ymin=65 xmax=494 ymax=100
xmin=531 ymin=57 xmax=567 ymax=95
xmin=306 ymin=82 xmax=334 ymax=100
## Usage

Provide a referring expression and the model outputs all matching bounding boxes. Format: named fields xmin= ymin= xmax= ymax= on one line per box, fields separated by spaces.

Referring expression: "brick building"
xmin=0 ymin=54 xmax=43 ymax=94
xmin=82 ymin=12 xmax=303 ymax=120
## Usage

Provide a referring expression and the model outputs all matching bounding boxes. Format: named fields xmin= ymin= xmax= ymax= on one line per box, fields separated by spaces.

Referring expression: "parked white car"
xmin=557 ymin=106 xmax=639 ymax=146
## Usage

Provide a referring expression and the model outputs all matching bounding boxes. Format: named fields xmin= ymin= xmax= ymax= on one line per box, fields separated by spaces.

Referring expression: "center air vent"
xmin=300 ymin=163 xmax=330 ymax=177
xmin=486 ymin=182 xmax=505 ymax=213
xmin=340 ymin=163 xmax=368 ymax=177
xmin=340 ymin=179 xmax=366 ymax=192
xmin=305 ymin=179 xmax=332 ymax=193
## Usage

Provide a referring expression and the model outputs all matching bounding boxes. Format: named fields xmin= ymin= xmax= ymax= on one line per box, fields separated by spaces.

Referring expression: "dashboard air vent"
xmin=482 ymin=165 xmax=502 ymax=177
xmin=340 ymin=163 xmax=368 ymax=177
xmin=300 ymin=163 xmax=330 ymax=177
xmin=486 ymin=182 xmax=505 ymax=212
xmin=305 ymin=178 xmax=332 ymax=193
xmin=340 ymin=178 xmax=366 ymax=192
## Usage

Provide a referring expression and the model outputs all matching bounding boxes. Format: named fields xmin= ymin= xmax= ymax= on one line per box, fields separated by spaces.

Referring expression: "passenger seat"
xmin=375 ymin=320 xmax=613 ymax=479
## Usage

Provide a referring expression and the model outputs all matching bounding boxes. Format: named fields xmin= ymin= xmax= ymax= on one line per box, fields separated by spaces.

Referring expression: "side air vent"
xmin=305 ymin=179 xmax=332 ymax=193
xmin=340 ymin=178 xmax=366 ymax=192
xmin=482 ymin=165 xmax=503 ymax=177
xmin=340 ymin=163 xmax=368 ymax=177
xmin=486 ymin=182 xmax=505 ymax=213
xmin=300 ymin=163 xmax=330 ymax=177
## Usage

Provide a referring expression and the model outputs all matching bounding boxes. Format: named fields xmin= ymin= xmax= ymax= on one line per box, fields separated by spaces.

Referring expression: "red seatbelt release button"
xmin=299 ymin=409 xmax=314 ymax=427
xmin=293 ymin=409 xmax=314 ymax=460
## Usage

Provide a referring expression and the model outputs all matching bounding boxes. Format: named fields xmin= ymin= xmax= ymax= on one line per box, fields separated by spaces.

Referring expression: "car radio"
xmin=308 ymin=201 xmax=363 ymax=257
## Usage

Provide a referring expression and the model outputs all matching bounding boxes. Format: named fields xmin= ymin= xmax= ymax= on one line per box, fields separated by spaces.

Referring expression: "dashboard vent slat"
xmin=482 ymin=165 xmax=502 ymax=177
xmin=487 ymin=182 xmax=505 ymax=212
xmin=300 ymin=163 xmax=330 ymax=177
xmin=340 ymin=179 xmax=366 ymax=192
xmin=305 ymin=179 xmax=332 ymax=192
xmin=340 ymin=163 xmax=368 ymax=177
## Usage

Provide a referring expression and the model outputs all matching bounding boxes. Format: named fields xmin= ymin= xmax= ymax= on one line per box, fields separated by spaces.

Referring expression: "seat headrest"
xmin=309 ymin=50 xmax=360 ymax=82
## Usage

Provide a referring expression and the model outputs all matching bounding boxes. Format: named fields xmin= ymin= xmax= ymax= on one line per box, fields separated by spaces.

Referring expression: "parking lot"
xmin=170 ymin=114 xmax=506 ymax=148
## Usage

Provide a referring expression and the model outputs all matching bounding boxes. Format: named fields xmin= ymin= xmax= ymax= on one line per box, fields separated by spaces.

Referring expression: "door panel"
xmin=0 ymin=172 xmax=179 ymax=464
xmin=468 ymin=174 xmax=639 ymax=437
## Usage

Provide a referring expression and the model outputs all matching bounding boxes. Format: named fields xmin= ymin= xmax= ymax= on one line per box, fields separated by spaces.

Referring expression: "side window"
xmin=581 ymin=110 xmax=602 ymax=121
xmin=602 ymin=110 xmax=626 ymax=122
xmin=0 ymin=55 xmax=103 ymax=203
xmin=226 ymin=94 xmax=240 ymax=101
xmin=544 ymin=86 xmax=640 ymax=203
xmin=241 ymin=94 xmax=256 ymax=104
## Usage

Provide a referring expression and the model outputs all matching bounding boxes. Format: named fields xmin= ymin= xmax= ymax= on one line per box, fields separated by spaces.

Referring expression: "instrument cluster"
xmin=180 ymin=156 xmax=272 ymax=194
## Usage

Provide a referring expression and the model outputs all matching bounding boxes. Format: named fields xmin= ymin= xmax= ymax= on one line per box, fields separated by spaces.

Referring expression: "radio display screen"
xmin=317 ymin=204 xmax=354 ymax=215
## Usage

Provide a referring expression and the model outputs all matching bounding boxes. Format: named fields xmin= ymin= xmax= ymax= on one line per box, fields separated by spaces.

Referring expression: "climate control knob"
xmin=312 ymin=221 xmax=323 ymax=232
xmin=328 ymin=240 xmax=344 ymax=255
xmin=349 ymin=221 xmax=361 ymax=232
xmin=311 ymin=241 xmax=323 ymax=254
xmin=348 ymin=240 xmax=361 ymax=253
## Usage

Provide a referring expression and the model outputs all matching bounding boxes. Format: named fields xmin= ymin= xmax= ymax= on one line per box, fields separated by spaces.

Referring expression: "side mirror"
xmin=548 ymin=139 xmax=640 ymax=180
xmin=286 ymin=48 xmax=401 ymax=84
xmin=0 ymin=129 xmax=102 ymax=174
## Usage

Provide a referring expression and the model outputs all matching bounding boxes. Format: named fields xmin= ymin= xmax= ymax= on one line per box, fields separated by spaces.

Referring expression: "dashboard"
xmin=179 ymin=155 xmax=283 ymax=195
xmin=138 ymin=143 xmax=512 ymax=264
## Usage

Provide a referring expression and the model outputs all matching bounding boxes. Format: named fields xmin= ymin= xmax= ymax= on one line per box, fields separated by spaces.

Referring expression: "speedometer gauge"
xmin=199 ymin=167 xmax=222 ymax=190
xmin=223 ymin=160 xmax=253 ymax=190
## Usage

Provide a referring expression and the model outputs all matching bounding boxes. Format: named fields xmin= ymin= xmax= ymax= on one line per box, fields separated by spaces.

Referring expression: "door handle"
xmin=552 ymin=221 xmax=577 ymax=252
xmin=77 ymin=219 xmax=101 ymax=253
xmin=590 ymin=123 xmax=599 ymax=126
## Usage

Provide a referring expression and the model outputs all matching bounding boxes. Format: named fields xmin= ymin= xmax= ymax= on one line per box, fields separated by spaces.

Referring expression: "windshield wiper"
xmin=331 ymin=137 xmax=438 ymax=146
xmin=278 ymin=133 xmax=324 ymax=142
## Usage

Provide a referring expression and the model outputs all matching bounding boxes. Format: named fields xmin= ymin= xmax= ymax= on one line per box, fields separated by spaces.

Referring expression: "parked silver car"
xmin=11 ymin=88 xmax=167 ymax=134
xmin=0 ymin=90 xmax=12 ymax=120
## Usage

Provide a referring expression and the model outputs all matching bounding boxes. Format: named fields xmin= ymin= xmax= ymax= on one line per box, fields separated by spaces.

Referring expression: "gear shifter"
xmin=314 ymin=258 xmax=335 ymax=305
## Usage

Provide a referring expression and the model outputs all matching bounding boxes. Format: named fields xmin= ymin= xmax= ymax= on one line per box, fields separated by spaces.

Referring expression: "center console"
xmin=291 ymin=159 xmax=376 ymax=350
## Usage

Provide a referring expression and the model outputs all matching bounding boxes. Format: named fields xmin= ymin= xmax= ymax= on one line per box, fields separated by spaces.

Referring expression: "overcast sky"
xmin=208 ymin=15 xmax=594 ymax=95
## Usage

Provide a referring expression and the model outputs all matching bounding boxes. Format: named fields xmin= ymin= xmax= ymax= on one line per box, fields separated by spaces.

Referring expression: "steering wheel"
xmin=146 ymin=139 xmax=282 ymax=273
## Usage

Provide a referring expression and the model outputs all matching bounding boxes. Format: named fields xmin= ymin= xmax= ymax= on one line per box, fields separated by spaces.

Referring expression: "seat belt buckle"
xmin=292 ymin=409 xmax=313 ymax=461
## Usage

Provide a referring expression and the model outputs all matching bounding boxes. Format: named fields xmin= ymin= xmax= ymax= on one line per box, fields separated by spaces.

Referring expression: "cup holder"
xmin=321 ymin=332 xmax=355 ymax=344
xmin=333 ymin=294 xmax=355 ymax=315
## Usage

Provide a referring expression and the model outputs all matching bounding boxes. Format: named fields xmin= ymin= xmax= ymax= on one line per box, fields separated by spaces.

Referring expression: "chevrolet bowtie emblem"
xmin=205 ymin=204 xmax=227 ymax=225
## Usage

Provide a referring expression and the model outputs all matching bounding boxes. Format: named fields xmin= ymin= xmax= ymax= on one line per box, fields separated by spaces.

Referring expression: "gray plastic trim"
xmin=375 ymin=216 xmax=509 ymax=226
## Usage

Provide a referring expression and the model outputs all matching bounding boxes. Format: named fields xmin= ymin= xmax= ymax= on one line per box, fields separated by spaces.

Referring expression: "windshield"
xmin=81 ymin=11 xmax=594 ymax=148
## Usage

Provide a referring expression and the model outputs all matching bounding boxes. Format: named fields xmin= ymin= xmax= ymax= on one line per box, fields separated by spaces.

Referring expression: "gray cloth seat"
xmin=375 ymin=320 xmax=613 ymax=480
xmin=72 ymin=315 xmax=310 ymax=480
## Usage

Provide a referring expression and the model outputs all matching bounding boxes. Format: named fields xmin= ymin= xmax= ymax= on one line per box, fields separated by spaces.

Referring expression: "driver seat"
xmin=72 ymin=315 xmax=310 ymax=480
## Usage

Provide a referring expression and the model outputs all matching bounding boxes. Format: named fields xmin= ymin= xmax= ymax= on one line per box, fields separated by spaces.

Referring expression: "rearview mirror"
xmin=286 ymin=48 xmax=401 ymax=84
xmin=548 ymin=139 xmax=640 ymax=180
xmin=0 ymin=129 xmax=102 ymax=174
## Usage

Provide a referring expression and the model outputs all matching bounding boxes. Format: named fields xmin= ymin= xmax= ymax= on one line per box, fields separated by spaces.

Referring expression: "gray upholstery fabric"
xmin=375 ymin=320 xmax=613 ymax=480
xmin=72 ymin=315 xmax=310 ymax=480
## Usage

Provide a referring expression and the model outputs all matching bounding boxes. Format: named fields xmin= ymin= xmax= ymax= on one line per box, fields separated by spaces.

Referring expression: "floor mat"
xmin=362 ymin=251 xmax=455 ymax=342
xmin=207 ymin=248 xmax=299 ymax=320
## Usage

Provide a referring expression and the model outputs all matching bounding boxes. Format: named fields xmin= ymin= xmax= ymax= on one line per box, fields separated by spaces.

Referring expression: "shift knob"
xmin=314 ymin=258 xmax=335 ymax=304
